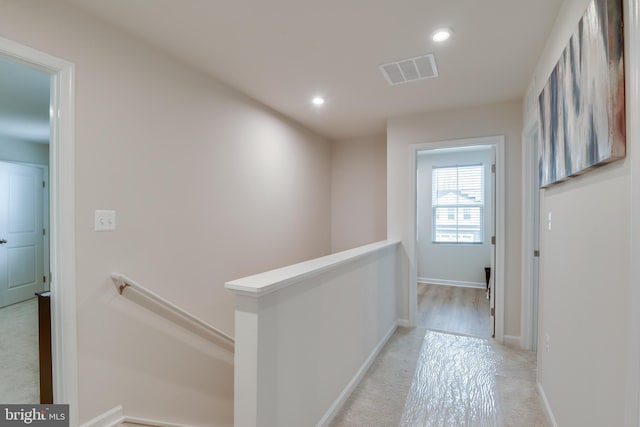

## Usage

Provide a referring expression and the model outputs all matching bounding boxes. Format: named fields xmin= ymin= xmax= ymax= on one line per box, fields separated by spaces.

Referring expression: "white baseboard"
xmin=537 ymin=382 xmax=558 ymax=427
xmin=317 ymin=320 xmax=399 ymax=426
xmin=80 ymin=405 xmax=196 ymax=427
xmin=503 ymin=335 xmax=521 ymax=349
xmin=418 ymin=278 xmax=485 ymax=289
xmin=397 ymin=319 xmax=411 ymax=328
xmin=79 ymin=405 xmax=124 ymax=427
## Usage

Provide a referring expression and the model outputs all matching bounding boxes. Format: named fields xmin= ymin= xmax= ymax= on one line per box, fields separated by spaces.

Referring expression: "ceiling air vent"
xmin=379 ymin=54 xmax=439 ymax=86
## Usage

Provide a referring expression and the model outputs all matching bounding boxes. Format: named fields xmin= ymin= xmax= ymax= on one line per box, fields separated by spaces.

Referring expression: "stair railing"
xmin=111 ymin=272 xmax=234 ymax=351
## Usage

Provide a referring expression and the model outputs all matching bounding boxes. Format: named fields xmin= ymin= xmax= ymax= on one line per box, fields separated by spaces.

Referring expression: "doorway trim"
xmin=409 ymin=135 xmax=505 ymax=343
xmin=521 ymin=112 xmax=539 ymax=351
xmin=0 ymin=37 xmax=78 ymax=423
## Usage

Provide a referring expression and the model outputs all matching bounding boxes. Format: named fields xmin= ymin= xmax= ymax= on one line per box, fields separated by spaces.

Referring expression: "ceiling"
xmin=66 ymin=1 xmax=562 ymax=140
xmin=0 ymin=56 xmax=50 ymax=144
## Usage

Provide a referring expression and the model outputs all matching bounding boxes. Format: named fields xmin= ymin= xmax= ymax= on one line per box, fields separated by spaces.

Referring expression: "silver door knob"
xmin=0 ymin=239 xmax=6 ymax=244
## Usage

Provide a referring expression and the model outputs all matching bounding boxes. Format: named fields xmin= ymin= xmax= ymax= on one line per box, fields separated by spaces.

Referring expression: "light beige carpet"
xmin=332 ymin=328 xmax=551 ymax=427
xmin=0 ymin=297 xmax=40 ymax=403
xmin=331 ymin=328 xmax=427 ymax=426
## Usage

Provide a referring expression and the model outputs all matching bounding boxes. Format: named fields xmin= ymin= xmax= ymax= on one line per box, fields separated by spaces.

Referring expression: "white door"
xmin=489 ymin=151 xmax=496 ymax=337
xmin=0 ymin=161 xmax=46 ymax=308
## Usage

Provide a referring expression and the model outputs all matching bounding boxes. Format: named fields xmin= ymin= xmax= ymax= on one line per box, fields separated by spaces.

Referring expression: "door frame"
xmin=0 ymin=37 xmax=78 ymax=423
xmin=521 ymin=113 xmax=540 ymax=351
xmin=42 ymin=165 xmax=50 ymax=292
xmin=409 ymin=135 xmax=506 ymax=343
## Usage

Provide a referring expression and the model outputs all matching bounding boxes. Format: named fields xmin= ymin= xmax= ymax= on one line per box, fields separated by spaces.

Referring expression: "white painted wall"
xmin=331 ymin=135 xmax=386 ymax=252
xmin=387 ymin=100 xmax=523 ymax=335
xmin=0 ymin=138 xmax=48 ymax=165
xmin=627 ymin=0 xmax=640 ymax=424
xmin=416 ymin=148 xmax=493 ymax=287
xmin=525 ymin=0 xmax=635 ymax=425
xmin=0 ymin=1 xmax=332 ymax=424
xmin=226 ymin=241 xmax=399 ymax=427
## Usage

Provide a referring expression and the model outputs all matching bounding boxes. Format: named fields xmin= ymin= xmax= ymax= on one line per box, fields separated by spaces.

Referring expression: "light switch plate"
xmin=95 ymin=210 xmax=116 ymax=232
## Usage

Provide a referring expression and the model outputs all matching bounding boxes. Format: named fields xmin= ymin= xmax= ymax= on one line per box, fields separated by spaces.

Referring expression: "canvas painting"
xmin=538 ymin=0 xmax=625 ymax=188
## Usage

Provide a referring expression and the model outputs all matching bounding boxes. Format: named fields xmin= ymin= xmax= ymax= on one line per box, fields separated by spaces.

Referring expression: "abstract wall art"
xmin=538 ymin=0 xmax=625 ymax=188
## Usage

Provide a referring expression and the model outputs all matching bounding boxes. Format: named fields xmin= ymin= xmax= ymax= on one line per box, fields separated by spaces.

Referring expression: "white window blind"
xmin=432 ymin=164 xmax=484 ymax=243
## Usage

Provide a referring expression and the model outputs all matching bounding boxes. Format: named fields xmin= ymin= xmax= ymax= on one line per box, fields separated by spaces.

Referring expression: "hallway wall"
xmin=0 ymin=139 xmax=48 ymax=165
xmin=387 ymin=100 xmax=523 ymax=337
xmin=331 ymin=134 xmax=387 ymax=252
xmin=0 ymin=0 xmax=332 ymax=424
xmin=525 ymin=0 xmax=633 ymax=425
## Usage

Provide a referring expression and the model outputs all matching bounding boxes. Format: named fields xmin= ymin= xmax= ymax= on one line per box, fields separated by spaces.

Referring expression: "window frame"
xmin=431 ymin=163 xmax=485 ymax=245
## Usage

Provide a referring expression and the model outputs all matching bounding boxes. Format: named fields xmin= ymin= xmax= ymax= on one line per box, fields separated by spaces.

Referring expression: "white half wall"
xmin=226 ymin=241 xmax=400 ymax=427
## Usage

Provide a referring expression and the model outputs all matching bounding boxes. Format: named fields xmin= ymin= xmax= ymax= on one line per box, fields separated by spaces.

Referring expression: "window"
xmin=432 ymin=164 xmax=484 ymax=243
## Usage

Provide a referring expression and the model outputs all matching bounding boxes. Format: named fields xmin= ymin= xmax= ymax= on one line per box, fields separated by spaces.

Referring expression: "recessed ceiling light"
xmin=312 ymin=96 xmax=325 ymax=106
xmin=432 ymin=28 xmax=452 ymax=42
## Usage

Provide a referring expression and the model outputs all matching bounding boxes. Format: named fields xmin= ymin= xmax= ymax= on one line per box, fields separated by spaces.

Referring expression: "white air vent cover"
xmin=379 ymin=54 xmax=439 ymax=85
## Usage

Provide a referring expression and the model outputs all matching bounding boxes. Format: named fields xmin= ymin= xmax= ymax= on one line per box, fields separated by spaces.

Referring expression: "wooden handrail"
xmin=111 ymin=273 xmax=234 ymax=350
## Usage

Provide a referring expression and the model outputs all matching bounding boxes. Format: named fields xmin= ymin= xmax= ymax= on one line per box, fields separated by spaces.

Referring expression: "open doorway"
xmin=415 ymin=145 xmax=494 ymax=338
xmin=409 ymin=136 xmax=506 ymax=343
xmin=0 ymin=55 xmax=51 ymax=403
xmin=0 ymin=36 xmax=78 ymax=422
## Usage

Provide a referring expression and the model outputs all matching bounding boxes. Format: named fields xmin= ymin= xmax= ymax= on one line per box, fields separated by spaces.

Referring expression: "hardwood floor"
xmin=417 ymin=282 xmax=492 ymax=338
